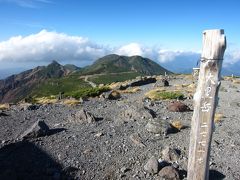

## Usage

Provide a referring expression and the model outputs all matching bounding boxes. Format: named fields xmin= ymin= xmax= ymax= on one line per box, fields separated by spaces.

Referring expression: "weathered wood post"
xmin=187 ymin=29 xmax=226 ymax=180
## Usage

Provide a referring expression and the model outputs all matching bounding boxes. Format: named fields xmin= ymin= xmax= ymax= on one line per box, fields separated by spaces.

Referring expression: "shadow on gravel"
xmin=179 ymin=169 xmax=187 ymax=179
xmin=209 ymin=169 xmax=226 ymax=180
xmin=48 ymin=128 xmax=67 ymax=136
xmin=95 ymin=117 xmax=104 ymax=122
xmin=0 ymin=112 xmax=9 ymax=116
xmin=0 ymin=141 xmax=72 ymax=179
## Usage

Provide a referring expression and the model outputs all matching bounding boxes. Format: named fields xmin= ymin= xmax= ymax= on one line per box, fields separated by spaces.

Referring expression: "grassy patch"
xmin=145 ymin=89 xmax=184 ymax=100
xmin=31 ymin=75 xmax=90 ymax=97
xmin=88 ymin=72 xmax=141 ymax=85
xmin=66 ymin=86 xmax=110 ymax=99
xmin=232 ymin=79 xmax=240 ymax=84
xmin=0 ymin=104 xmax=10 ymax=110
xmin=35 ymin=96 xmax=58 ymax=104
xmin=214 ymin=113 xmax=225 ymax=123
xmin=121 ymin=87 xmax=141 ymax=94
xmin=63 ymin=99 xmax=81 ymax=106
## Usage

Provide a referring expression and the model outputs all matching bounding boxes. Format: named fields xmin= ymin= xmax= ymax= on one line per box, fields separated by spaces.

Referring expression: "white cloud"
xmin=224 ymin=50 xmax=240 ymax=66
xmin=0 ymin=30 xmax=109 ymax=64
xmin=115 ymin=43 xmax=144 ymax=56
xmin=157 ymin=50 xmax=201 ymax=63
xmin=0 ymin=29 xmax=239 ymax=71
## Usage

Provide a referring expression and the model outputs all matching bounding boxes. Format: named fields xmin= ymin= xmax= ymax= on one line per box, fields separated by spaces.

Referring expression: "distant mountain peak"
xmin=79 ymin=54 xmax=172 ymax=75
xmin=48 ymin=60 xmax=61 ymax=66
xmin=0 ymin=61 xmax=78 ymax=103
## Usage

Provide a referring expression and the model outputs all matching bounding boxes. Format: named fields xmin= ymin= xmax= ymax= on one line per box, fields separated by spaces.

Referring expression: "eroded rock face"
xmin=68 ymin=109 xmax=96 ymax=123
xmin=167 ymin=101 xmax=190 ymax=112
xmin=21 ymin=120 xmax=50 ymax=139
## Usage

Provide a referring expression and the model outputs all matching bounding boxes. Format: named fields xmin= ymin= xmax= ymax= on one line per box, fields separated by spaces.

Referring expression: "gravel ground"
xmin=0 ymin=77 xmax=239 ymax=180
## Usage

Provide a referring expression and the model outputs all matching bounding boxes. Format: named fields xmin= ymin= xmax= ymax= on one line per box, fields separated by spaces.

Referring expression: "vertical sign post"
xmin=187 ymin=29 xmax=226 ymax=180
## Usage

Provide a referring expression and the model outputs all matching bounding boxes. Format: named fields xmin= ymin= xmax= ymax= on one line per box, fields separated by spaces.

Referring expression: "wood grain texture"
xmin=187 ymin=29 xmax=226 ymax=180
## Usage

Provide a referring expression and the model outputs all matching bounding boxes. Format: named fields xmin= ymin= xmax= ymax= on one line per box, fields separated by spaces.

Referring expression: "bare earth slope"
xmin=0 ymin=76 xmax=239 ymax=179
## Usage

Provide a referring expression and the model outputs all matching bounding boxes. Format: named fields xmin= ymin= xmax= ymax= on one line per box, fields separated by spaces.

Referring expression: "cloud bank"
xmin=0 ymin=30 xmax=108 ymax=64
xmin=0 ymin=29 xmax=239 ymax=70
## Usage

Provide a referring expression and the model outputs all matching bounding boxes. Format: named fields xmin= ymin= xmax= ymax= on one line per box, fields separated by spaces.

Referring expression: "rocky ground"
xmin=0 ymin=76 xmax=240 ymax=180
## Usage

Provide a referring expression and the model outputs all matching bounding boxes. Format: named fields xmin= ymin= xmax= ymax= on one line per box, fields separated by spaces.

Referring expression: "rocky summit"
xmin=0 ymin=75 xmax=240 ymax=179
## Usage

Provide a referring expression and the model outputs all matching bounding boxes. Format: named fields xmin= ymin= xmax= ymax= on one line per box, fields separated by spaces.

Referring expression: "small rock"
xmin=27 ymin=104 xmax=40 ymax=110
xmin=19 ymin=103 xmax=39 ymax=111
xmin=167 ymin=101 xmax=190 ymax=112
xmin=158 ymin=166 xmax=180 ymax=180
xmin=146 ymin=119 xmax=171 ymax=135
xmin=94 ymin=132 xmax=104 ymax=137
xmin=79 ymin=97 xmax=84 ymax=103
xmin=162 ymin=78 xmax=169 ymax=87
xmin=123 ymin=105 xmax=155 ymax=121
xmin=172 ymin=162 xmax=179 ymax=169
xmin=119 ymin=84 xmax=129 ymax=90
xmin=129 ymin=133 xmax=146 ymax=147
xmin=68 ymin=109 xmax=96 ymax=123
xmin=120 ymin=166 xmax=130 ymax=173
xmin=144 ymin=156 xmax=159 ymax=174
xmin=107 ymin=90 xmax=121 ymax=100
xmin=161 ymin=146 xmax=180 ymax=162
xmin=170 ymin=120 xmax=183 ymax=131
xmin=143 ymin=106 xmax=156 ymax=118
xmin=21 ymin=120 xmax=50 ymax=139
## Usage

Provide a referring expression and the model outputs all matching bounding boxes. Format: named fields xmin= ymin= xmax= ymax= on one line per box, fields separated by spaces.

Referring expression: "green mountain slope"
xmin=0 ymin=61 xmax=83 ymax=103
xmin=79 ymin=54 xmax=172 ymax=75
xmin=0 ymin=55 xmax=172 ymax=103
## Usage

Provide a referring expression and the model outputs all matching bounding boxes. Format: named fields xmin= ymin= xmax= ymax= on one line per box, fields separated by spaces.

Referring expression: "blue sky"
xmin=0 ymin=0 xmax=239 ymax=49
xmin=0 ymin=0 xmax=240 ymax=74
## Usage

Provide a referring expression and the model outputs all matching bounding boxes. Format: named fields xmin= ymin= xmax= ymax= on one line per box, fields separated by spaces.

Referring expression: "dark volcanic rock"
xmin=130 ymin=77 xmax=157 ymax=87
xmin=167 ymin=101 xmax=190 ymax=112
xmin=26 ymin=104 xmax=40 ymax=111
xmin=21 ymin=120 xmax=50 ymax=139
xmin=162 ymin=78 xmax=169 ymax=87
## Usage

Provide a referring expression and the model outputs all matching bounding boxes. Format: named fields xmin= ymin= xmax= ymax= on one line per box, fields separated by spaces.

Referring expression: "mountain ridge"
xmin=79 ymin=54 xmax=172 ymax=75
xmin=0 ymin=55 xmax=171 ymax=103
xmin=0 ymin=61 xmax=78 ymax=103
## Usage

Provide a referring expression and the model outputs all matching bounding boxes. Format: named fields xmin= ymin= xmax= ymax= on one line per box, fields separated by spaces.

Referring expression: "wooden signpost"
xmin=187 ymin=29 xmax=226 ymax=180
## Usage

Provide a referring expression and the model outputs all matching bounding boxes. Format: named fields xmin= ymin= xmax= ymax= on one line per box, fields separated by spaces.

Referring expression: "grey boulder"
xmin=21 ymin=120 xmax=50 ymax=139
